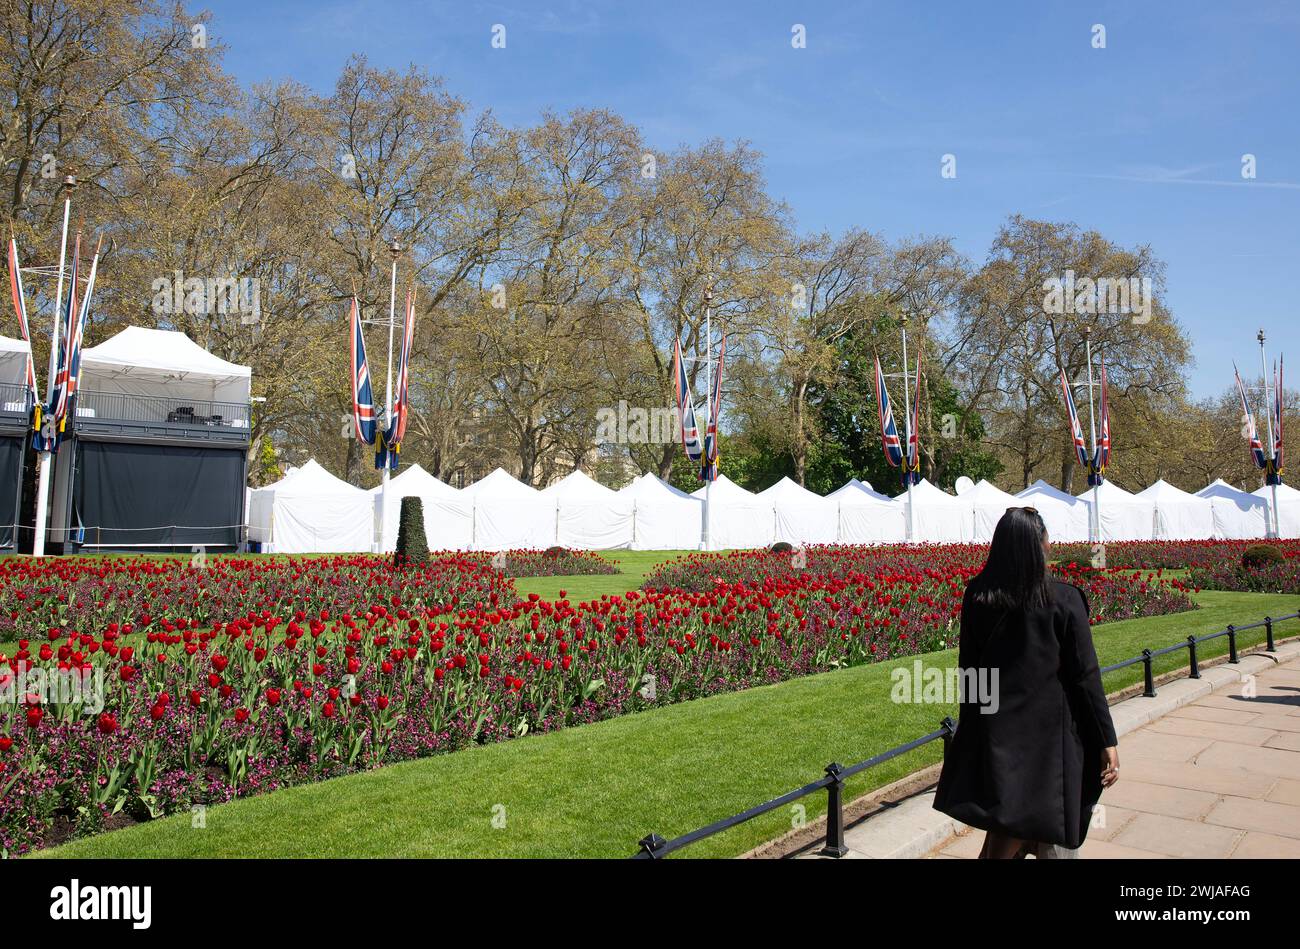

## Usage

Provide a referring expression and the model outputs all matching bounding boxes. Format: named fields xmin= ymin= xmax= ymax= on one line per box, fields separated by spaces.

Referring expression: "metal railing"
xmin=0 ymin=381 xmax=30 ymax=415
xmin=632 ymin=608 xmax=1298 ymax=859
xmin=75 ymin=388 xmax=250 ymax=429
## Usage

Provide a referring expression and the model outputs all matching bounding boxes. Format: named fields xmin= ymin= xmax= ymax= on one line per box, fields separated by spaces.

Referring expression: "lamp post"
xmin=31 ymin=174 xmax=76 ymax=557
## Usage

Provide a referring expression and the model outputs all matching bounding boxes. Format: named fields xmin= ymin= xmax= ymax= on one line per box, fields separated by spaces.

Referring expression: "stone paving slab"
xmin=794 ymin=640 xmax=1300 ymax=859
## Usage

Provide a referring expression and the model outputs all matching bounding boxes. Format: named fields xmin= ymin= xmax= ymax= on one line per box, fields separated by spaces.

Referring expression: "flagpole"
xmin=1084 ymin=327 xmax=1101 ymax=545
xmin=1259 ymin=328 xmax=1280 ymax=539
xmin=31 ymin=174 xmax=76 ymax=557
xmin=900 ymin=315 xmax=916 ymax=542
xmin=702 ymin=281 xmax=713 ymax=552
xmin=380 ymin=240 xmax=401 ymax=552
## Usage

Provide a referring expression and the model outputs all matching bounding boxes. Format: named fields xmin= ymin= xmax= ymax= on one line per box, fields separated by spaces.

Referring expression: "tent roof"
xmin=1196 ymin=479 xmax=1260 ymax=501
xmin=369 ymin=463 xmax=459 ymax=497
xmin=896 ymin=478 xmax=967 ymax=505
xmin=756 ymin=476 xmax=831 ymax=504
xmin=690 ymin=473 xmax=761 ymax=501
xmin=0 ymin=335 xmax=31 ymax=355
xmin=460 ymin=467 xmax=538 ymax=499
xmin=1018 ymin=479 xmax=1083 ymax=505
xmin=618 ymin=473 xmax=697 ymax=500
xmin=1076 ymin=480 xmax=1146 ymax=503
xmin=966 ymin=479 xmax=1022 ymax=505
xmin=80 ymin=327 xmax=251 ymax=383
xmin=540 ymin=469 xmax=618 ymax=499
xmin=1254 ymin=482 xmax=1300 ymax=500
xmin=257 ymin=459 xmax=367 ymax=498
xmin=1136 ymin=479 xmax=1208 ymax=503
xmin=829 ymin=478 xmax=896 ymax=504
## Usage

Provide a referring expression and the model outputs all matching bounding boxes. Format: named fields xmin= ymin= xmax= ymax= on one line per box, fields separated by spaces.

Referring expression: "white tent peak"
xmin=1019 ymin=479 xmax=1084 ymax=504
xmin=897 ymin=478 xmax=963 ymax=503
xmin=82 ymin=326 xmax=250 ymax=380
xmin=260 ymin=459 xmax=366 ymax=497
xmin=619 ymin=473 xmax=696 ymax=500
xmin=756 ymin=476 xmax=827 ymax=503
xmin=461 ymin=467 xmax=538 ymax=499
xmin=690 ymin=473 xmax=759 ymax=500
xmin=1077 ymin=480 xmax=1141 ymax=501
xmin=541 ymin=469 xmax=617 ymax=498
xmin=966 ymin=479 xmax=1021 ymax=503
xmin=1137 ymin=479 xmax=1204 ymax=501
xmin=829 ymin=478 xmax=895 ymax=504
xmin=370 ymin=463 xmax=459 ymax=496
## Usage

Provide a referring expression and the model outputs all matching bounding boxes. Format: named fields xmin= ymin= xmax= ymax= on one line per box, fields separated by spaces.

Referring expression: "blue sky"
xmin=210 ymin=0 xmax=1299 ymax=399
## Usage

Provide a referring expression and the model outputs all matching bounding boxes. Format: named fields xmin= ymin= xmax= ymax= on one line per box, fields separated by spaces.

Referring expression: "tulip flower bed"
xmin=1051 ymin=539 xmax=1300 ymax=571
xmin=477 ymin=548 xmax=619 ymax=577
xmin=0 ymin=544 xmax=1197 ymax=856
xmin=1185 ymin=558 xmax=1300 ymax=594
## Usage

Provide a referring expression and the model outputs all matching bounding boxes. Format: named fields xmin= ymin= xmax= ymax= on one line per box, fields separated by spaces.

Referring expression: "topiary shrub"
xmin=542 ymin=545 xmax=567 ymax=559
xmin=393 ymin=496 xmax=430 ymax=568
xmin=1242 ymin=544 xmax=1284 ymax=569
xmin=769 ymin=541 xmax=794 ymax=554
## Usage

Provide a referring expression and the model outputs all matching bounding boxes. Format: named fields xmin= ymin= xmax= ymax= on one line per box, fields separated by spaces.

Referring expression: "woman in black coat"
xmin=933 ymin=506 xmax=1120 ymax=858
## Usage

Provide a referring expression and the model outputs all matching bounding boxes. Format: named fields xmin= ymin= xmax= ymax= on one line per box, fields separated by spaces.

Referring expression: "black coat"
xmin=933 ymin=579 xmax=1118 ymax=848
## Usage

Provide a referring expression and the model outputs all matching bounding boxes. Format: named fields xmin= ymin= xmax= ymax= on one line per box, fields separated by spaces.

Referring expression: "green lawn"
xmin=35 ymin=588 xmax=1299 ymax=859
xmin=511 ymin=549 xmax=693 ymax=601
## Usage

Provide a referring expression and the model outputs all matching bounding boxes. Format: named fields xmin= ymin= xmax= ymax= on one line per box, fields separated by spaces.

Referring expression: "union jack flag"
xmin=6 ymin=237 xmax=38 ymax=406
xmin=905 ymin=345 xmax=922 ymax=484
xmin=700 ymin=334 xmax=726 ymax=482
xmin=875 ymin=355 xmax=904 ymax=468
xmin=1095 ymin=358 xmax=1111 ymax=476
xmin=377 ymin=288 xmax=416 ymax=470
xmin=673 ymin=337 xmax=703 ymax=462
xmin=34 ymin=235 xmax=86 ymax=452
xmin=1235 ymin=362 xmax=1268 ymax=471
xmin=349 ymin=295 xmax=376 ymax=446
xmin=1060 ymin=367 xmax=1091 ymax=471
xmin=1269 ymin=357 xmax=1285 ymax=486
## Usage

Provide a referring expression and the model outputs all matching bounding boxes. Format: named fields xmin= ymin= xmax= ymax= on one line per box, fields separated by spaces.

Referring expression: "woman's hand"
xmin=1101 ymin=746 xmax=1120 ymax=788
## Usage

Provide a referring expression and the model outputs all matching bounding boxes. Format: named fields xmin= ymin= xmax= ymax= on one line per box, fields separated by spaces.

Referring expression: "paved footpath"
xmin=794 ymin=643 xmax=1300 ymax=859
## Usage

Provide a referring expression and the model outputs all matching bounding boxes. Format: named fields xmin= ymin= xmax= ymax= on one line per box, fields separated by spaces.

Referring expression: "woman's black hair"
xmin=969 ymin=506 xmax=1053 ymax=611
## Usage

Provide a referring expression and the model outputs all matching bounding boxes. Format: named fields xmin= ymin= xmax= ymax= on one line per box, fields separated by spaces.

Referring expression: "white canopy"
xmin=757 ymin=477 xmax=838 ymax=545
xmin=691 ymin=474 xmax=775 ymax=549
xmin=967 ymin=479 xmax=1026 ymax=543
xmin=1253 ymin=483 xmax=1300 ymax=539
xmin=79 ymin=327 xmax=251 ymax=406
xmin=832 ymin=479 xmax=906 ymax=544
xmin=619 ymin=474 xmax=702 ymax=550
xmin=460 ymin=467 xmax=554 ymax=550
xmin=896 ymin=479 xmax=975 ymax=543
xmin=1196 ymin=479 xmax=1270 ymax=539
xmin=1136 ymin=479 xmax=1215 ymax=540
xmin=248 ymin=459 xmax=373 ymax=553
xmin=543 ymin=470 xmax=633 ymax=549
xmin=0 ymin=336 xmax=31 ymax=391
xmin=1076 ymin=481 xmax=1156 ymax=542
xmin=370 ymin=464 xmax=469 ymax=552
xmin=1017 ymin=479 xmax=1091 ymax=543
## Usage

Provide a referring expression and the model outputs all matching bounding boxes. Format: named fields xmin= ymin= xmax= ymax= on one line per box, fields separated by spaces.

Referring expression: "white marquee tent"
xmin=1137 ymin=479 xmax=1215 ymax=540
xmin=831 ymin=479 xmax=906 ymax=544
xmin=896 ymin=479 xmax=975 ymax=544
xmin=691 ymin=474 xmax=775 ymax=549
xmin=967 ymin=479 xmax=1026 ymax=543
xmin=757 ymin=477 xmax=839 ymax=545
xmin=371 ymin=464 xmax=469 ymax=552
xmin=1253 ymin=483 xmax=1300 ymax=538
xmin=1077 ymin=480 xmax=1156 ymax=542
xmin=542 ymin=469 xmax=633 ymax=549
xmin=460 ymin=467 xmax=555 ymax=550
xmin=0 ymin=336 xmax=32 ymax=406
xmin=1195 ymin=479 xmax=1270 ymax=540
xmin=1016 ymin=479 xmax=1091 ymax=543
xmin=618 ymin=474 xmax=703 ymax=550
xmin=248 ymin=459 xmax=373 ymax=553
xmin=78 ymin=326 xmax=251 ymax=419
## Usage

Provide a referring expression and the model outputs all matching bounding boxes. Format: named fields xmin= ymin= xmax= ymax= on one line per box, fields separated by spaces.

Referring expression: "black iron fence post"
xmin=821 ymin=763 xmax=848 ymax=858
xmin=637 ymin=833 xmax=667 ymax=859
xmin=1227 ymin=624 xmax=1239 ymax=663
xmin=1265 ymin=617 xmax=1275 ymax=652
xmin=1142 ymin=648 xmax=1156 ymax=697
xmin=941 ymin=715 xmax=957 ymax=751
xmin=1187 ymin=635 xmax=1200 ymax=679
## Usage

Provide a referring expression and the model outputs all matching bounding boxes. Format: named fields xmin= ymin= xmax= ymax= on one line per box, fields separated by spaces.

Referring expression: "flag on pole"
xmin=60 ymin=235 xmax=101 ymax=427
xmin=673 ymin=337 xmax=703 ymax=462
xmin=1060 ymin=368 xmax=1092 ymax=471
xmin=1234 ymin=362 xmax=1268 ymax=472
xmin=875 ymin=355 xmax=904 ymax=468
xmin=33 ymin=234 xmax=81 ymax=451
xmin=700 ymin=334 xmax=726 ymax=482
xmin=349 ymin=295 xmax=377 ymax=446
xmin=6 ymin=237 xmax=38 ymax=406
xmin=1268 ymin=357 xmax=1284 ymax=486
xmin=1095 ymin=358 xmax=1111 ymax=477
xmin=904 ymin=345 xmax=922 ymax=486
xmin=377 ymin=288 xmax=415 ymax=470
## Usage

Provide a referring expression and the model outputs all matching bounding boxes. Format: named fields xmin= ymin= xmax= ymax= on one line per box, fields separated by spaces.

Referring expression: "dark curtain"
xmin=74 ymin=441 xmax=243 ymax=548
xmin=0 ymin=435 xmax=23 ymax=548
